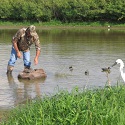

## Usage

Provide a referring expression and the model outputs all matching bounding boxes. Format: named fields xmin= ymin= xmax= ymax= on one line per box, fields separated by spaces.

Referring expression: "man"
xmin=7 ymin=25 xmax=41 ymax=74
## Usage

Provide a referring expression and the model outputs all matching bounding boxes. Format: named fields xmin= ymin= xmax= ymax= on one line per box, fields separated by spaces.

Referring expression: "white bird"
xmin=108 ymin=25 xmax=111 ymax=28
xmin=112 ymin=59 xmax=125 ymax=82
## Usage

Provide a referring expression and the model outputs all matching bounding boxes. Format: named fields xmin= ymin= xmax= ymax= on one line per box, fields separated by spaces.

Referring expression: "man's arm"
xmin=34 ymin=49 xmax=40 ymax=65
xmin=13 ymin=40 xmax=22 ymax=58
xmin=34 ymin=33 xmax=41 ymax=65
xmin=12 ymin=28 xmax=24 ymax=58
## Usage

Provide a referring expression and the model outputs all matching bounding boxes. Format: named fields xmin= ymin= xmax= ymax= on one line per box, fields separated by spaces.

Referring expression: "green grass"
xmin=0 ymin=20 xmax=125 ymax=27
xmin=1 ymin=85 xmax=125 ymax=125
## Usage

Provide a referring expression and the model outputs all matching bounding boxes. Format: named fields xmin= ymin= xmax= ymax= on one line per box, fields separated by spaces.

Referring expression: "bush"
xmin=0 ymin=0 xmax=125 ymax=23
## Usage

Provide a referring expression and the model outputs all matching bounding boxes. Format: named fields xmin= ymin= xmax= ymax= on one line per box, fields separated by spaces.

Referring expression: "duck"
xmin=102 ymin=67 xmax=111 ymax=74
xmin=85 ymin=70 xmax=89 ymax=76
xmin=69 ymin=66 xmax=73 ymax=72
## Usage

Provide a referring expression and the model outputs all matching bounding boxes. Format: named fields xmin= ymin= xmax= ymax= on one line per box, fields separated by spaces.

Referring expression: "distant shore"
xmin=1 ymin=25 xmax=125 ymax=31
xmin=0 ymin=21 xmax=125 ymax=30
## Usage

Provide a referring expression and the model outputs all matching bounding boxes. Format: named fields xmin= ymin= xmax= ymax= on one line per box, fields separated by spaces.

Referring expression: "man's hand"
xmin=34 ymin=57 xmax=38 ymax=65
xmin=17 ymin=51 xmax=22 ymax=58
xmin=34 ymin=49 xmax=40 ymax=65
xmin=13 ymin=41 xmax=21 ymax=58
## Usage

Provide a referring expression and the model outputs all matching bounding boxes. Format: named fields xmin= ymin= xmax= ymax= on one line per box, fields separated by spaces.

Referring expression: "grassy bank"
xmin=0 ymin=20 xmax=125 ymax=31
xmin=1 ymin=86 xmax=125 ymax=125
xmin=1 ymin=20 xmax=125 ymax=32
xmin=0 ymin=20 xmax=125 ymax=27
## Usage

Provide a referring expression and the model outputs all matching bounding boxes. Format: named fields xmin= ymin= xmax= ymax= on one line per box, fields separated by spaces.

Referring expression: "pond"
xmin=0 ymin=27 xmax=125 ymax=109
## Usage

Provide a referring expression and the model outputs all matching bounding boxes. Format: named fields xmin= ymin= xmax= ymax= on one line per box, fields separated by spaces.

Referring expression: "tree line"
xmin=0 ymin=0 xmax=125 ymax=23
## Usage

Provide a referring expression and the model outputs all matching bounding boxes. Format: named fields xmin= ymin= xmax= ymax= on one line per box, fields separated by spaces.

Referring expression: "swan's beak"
xmin=112 ymin=62 xmax=117 ymax=67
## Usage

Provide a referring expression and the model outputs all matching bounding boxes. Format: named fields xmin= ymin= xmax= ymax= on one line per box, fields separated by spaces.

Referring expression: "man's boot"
xmin=24 ymin=66 xmax=33 ymax=73
xmin=6 ymin=65 xmax=14 ymax=74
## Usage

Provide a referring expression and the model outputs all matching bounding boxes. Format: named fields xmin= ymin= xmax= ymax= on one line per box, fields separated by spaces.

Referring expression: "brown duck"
xmin=102 ymin=67 xmax=111 ymax=74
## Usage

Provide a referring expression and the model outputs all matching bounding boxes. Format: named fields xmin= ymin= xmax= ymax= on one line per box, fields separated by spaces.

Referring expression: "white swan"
xmin=112 ymin=59 xmax=125 ymax=82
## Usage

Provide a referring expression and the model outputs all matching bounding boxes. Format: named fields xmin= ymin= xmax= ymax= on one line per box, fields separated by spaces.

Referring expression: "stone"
xmin=18 ymin=68 xmax=47 ymax=80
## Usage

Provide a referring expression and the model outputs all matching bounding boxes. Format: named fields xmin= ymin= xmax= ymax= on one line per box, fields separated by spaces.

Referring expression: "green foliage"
xmin=2 ymin=86 xmax=125 ymax=125
xmin=0 ymin=0 xmax=11 ymax=19
xmin=0 ymin=0 xmax=125 ymax=22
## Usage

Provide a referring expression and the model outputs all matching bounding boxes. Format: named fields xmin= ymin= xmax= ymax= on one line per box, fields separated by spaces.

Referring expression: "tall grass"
xmin=1 ymin=86 xmax=125 ymax=125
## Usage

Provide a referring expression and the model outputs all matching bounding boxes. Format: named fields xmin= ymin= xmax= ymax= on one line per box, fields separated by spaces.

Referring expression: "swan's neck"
xmin=120 ymin=65 xmax=124 ymax=75
xmin=119 ymin=62 xmax=125 ymax=82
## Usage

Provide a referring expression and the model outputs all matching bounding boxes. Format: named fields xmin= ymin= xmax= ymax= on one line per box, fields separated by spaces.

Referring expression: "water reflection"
xmin=6 ymin=73 xmax=46 ymax=108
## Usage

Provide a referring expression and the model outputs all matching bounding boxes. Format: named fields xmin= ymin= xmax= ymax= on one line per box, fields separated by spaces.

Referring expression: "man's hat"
xmin=26 ymin=25 xmax=36 ymax=35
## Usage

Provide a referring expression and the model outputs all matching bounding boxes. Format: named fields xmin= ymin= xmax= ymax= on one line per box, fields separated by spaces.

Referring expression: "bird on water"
xmin=69 ymin=66 xmax=73 ymax=72
xmin=112 ymin=59 xmax=125 ymax=82
xmin=85 ymin=70 xmax=89 ymax=76
xmin=102 ymin=67 xmax=111 ymax=86
xmin=102 ymin=67 xmax=111 ymax=74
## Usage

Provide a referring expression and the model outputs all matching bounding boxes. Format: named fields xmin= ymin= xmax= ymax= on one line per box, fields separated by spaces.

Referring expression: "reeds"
xmin=1 ymin=86 xmax=125 ymax=125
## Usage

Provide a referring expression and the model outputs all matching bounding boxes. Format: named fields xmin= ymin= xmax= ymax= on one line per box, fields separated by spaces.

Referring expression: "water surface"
xmin=0 ymin=27 xmax=125 ymax=109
